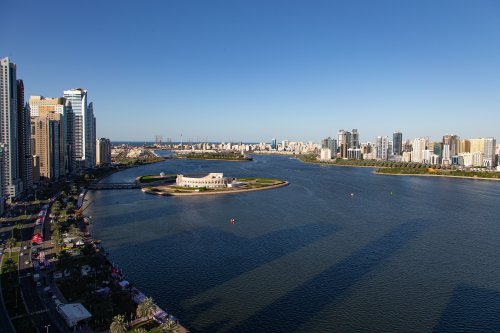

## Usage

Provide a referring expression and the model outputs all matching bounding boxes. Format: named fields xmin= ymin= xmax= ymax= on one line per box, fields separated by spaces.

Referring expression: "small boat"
xmin=230 ymin=218 xmax=235 ymax=224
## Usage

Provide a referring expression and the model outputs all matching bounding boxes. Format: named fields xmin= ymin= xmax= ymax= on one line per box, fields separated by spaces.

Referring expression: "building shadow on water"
xmin=224 ymin=218 xmax=432 ymax=333
xmin=434 ymin=284 xmax=500 ymax=333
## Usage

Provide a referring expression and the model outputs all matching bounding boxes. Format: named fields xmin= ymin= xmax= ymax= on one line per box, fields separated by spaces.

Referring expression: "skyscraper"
xmin=96 ymin=138 xmax=112 ymax=166
xmin=16 ymin=80 xmax=33 ymax=192
xmin=31 ymin=109 xmax=64 ymax=181
xmin=350 ymin=129 xmax=359 ymax=148
xmin=63 ymin=88 xmax=96 ymax=173
xmin=442 ymin=134 xmax=458 ymax=156
xmin=271 ymin=138 xmax=277 ymax=150
xmin=0 ymin=57 xmax=21 ymax=199
xmin=29 ymin=96 xmax=68 ymax=176
xmin=376 ymin=136 xmax=389 ymax=160
xmin=411 ymin=138 xmax=429 ymax=163
xmin=393 ymin=131 xmax=403 ymax=156
xmin=320 ymin=137 xmax=335 ymax=160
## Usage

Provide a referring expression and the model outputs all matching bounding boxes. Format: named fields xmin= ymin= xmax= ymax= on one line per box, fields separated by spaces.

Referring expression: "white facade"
xmin=63 ymin=89 xmax=96 ymax=173
xmin=320 ymin=148 xmax=332 ymax=160
xmin=96 ymin=138 xmax=111 ymax=165
xmin=376 ymin=136 xmax=389 ymax=160
xmin=411 ymin=138 xmax=428 ymax=163
xmin=176 ymin=173 xmax=231 ymax=188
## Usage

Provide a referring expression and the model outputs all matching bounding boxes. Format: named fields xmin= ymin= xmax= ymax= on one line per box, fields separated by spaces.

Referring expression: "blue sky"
xmin=1 ymin=0 xmax=499 ymax=143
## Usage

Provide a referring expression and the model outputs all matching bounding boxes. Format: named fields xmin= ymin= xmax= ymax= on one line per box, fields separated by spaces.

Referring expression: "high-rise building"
xmin=376 ymin=136 xmax=389 ymax=160
xmin=442 ymin=134 xmax=458 ymax=156
xmin=29 ymin=96 xmax=68 ymax=176
xmin=31 ymin=108 xmax=65 ymax=181
xmin=0 ymin=57 xmax=21 ymax=199
xmin=338 ymin=129 xmax=351 ymax=149
xmin=393 ymin=131 xmax=403 ymax=156
xmin=320 ymin=137 xmax=335 ymax=160
xmin=63 ymin=88 xmax=96 ymax=173
xmin=457 ymin=139 xmax=470 ymax=154
xmin=483 ymin=138 xmax=496 ymax=168
xmin=271 ymin=138 xmax=277 ymax=150
xmin=96 ymin=138 xmax=112 ymax=166
xmin=411 ymin=138 xmax=429 ymax=163
xmin=350 ymin=129 xmax=359 ymax=148
xmin=16 ymin=80 xmax=32 ymax=192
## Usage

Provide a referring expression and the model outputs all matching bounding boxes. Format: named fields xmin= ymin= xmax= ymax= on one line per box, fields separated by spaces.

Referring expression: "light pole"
xmin=45 ymin=324 xmax=50 ymax=333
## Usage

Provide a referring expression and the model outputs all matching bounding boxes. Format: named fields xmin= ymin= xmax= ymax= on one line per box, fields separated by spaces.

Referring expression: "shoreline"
xmin=82 ymin=189 xmax=190 ymax=332
xmin=374 ymin=171 xmax=500 ymax=182
xmin=298 ymin=157 xmax=500 ymax=182
xmin=173 ymin=157 xmax=252 ymax=162
xmin=142 ymin=181 xmax=289 ymax=196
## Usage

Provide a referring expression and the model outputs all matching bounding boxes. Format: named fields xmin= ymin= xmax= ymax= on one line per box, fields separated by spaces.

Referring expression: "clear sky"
xmin=1 ymin=0 xmax=499 ymax=143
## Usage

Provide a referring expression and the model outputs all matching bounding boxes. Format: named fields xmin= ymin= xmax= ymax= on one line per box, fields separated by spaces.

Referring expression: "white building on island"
xmin=176 ymin=173 xmax=232 ymax=189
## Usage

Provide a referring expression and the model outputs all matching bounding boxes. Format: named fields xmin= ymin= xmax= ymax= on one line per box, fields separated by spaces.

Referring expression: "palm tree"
xmin=162 ymin=319 xmax=179 ymax=333
xmin=133 ymin=328 xmax=147 ymax=333
xmin=136 ymin=297 xmax=156 ymax=322
xmin=5 ymin=238 xmax=16 ymax=258
xmin=109 ymin=314 xmax=127 ymax=333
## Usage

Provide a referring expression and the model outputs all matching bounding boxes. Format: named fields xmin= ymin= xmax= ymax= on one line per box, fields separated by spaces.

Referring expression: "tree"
xmin=5 ymin=238 xmax=16 ymax=257
xmin=133 ymin=328 xmax=147 ymax=333
xmin=66 ymin=202 xmax=75 ymax=215
xmin=109 ymin=314 xmax=127 ymax=333
xmin=162 ymin=320 xmax=179 ymax=333
xmin=136 ymin=297 xmax=156 ymax=322
xmin=71 ymin=185 xmax=79 ymax=196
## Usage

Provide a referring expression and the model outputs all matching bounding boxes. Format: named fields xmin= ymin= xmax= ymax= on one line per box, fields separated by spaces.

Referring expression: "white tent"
xmin=57 ymin=303 xmax=92 ymax=327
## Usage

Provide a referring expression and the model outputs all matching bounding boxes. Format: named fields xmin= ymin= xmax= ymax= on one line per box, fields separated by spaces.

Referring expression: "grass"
xmin=139 ymin=174 xmax=177 ymax=183
xmin=179 ymin=152 xmax=253 ymax=161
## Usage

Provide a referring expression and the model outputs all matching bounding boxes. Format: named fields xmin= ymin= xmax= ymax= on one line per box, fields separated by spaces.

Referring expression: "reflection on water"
xmin=87 ymin=154 xmax=500 ymax=332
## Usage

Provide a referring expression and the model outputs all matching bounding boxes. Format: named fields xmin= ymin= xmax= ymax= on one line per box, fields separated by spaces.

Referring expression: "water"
xmin=87 ymin=154 xmax=500 ymax=332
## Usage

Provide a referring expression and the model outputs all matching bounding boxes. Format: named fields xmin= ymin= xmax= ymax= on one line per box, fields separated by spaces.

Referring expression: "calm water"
xmin=87 ymin=154 xmax=500 ymax=332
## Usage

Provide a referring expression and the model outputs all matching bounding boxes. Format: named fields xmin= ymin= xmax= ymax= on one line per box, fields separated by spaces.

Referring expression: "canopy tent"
xmin=57 ymin=303 xmax=92 ymax=327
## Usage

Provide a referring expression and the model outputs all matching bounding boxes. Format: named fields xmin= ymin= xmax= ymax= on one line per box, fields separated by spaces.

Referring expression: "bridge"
xmin=87 ymin=182 xmax=140 ymax=190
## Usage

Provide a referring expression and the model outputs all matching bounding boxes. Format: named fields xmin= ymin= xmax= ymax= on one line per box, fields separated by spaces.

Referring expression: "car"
xmin=19 ymin=252 xmax=24 ymax=256
xmin=24 ymin=260 xmax=30 ymax=265
xmin=26 ymin=272 xmax=31 ymax=277
xmin=36 ymin=281 xmax=41 ymax=287
xmin=23 ymin=246 xmax=27 ymax=250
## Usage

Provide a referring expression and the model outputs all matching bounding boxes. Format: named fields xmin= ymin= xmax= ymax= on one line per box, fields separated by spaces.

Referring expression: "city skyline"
xmin=1 ymin=0 xmax=500 ymax=142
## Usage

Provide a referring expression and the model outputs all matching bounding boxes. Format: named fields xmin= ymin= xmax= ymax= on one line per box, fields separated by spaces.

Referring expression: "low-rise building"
xmin=176 ymin=173 xmax=232 ymax=189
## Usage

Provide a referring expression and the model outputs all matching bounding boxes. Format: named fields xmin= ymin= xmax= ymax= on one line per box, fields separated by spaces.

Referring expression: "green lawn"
xmin=139 ymin=174 xmax=177 ymax=183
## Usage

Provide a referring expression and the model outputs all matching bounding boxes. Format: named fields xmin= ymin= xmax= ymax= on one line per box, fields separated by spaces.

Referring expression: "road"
xmin=18 ymin=214 xmax=65 ymax=333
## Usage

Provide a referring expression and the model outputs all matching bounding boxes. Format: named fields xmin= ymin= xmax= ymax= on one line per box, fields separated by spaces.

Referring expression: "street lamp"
xmin=44 ymin=324 xmax=50 ymax=333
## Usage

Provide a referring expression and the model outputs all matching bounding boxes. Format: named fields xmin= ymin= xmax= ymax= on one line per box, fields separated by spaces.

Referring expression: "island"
xmin=138 ymin=172 xmax=288 ymax=196
xmin=174 ymin=152 xmax=253 ymax=161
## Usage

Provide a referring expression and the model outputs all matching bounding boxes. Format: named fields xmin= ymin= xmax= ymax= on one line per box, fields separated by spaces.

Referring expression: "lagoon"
xmin=87 ymin=153 xmax=500 ymax=332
